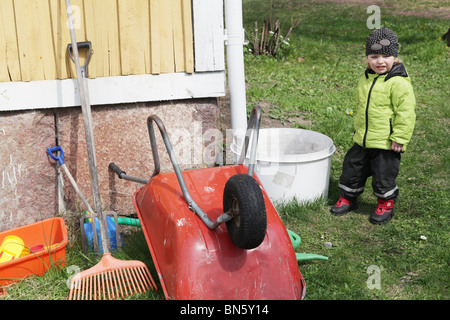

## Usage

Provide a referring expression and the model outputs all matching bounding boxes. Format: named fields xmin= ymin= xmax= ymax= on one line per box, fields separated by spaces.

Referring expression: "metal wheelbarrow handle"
xmin=237 ymin=105 xmax=262 ymax=177
xmin=108 ymin=162 xmax=149 ymax=185
xmin=109 ymin=105 xmax=263 ymax=231
xmin=146 ymin=115 xmax=232 ymax=230
xmin=109 ymin=105 xmax=267 ymax=249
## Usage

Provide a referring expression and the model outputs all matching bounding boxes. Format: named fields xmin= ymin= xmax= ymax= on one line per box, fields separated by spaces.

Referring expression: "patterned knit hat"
xmin=366 ymin=27 xmax=398 ymax=57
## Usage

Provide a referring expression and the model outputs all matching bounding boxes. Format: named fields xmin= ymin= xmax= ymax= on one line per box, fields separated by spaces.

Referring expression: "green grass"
xmin=2 ymin=0 xmax=448 ymax=301
xmin=243 ymin=0 xmax=449 ymax=300
xmin=1 ymin=221 xmax=164 ymax=300
xmin=3 ymin=225 xmax=167 ymax=300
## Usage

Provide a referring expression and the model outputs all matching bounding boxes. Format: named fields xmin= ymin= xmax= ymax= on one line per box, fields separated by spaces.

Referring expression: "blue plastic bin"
xmin=84 ymin=216 xmax=123 ymax=253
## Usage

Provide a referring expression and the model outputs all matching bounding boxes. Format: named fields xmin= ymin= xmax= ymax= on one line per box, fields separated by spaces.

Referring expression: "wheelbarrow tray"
xmin=133 ymin=164 xmax=305 ymax=300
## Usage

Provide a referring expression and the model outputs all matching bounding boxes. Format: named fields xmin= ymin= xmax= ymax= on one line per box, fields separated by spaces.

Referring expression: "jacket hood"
xmin=365 ymin=63 xmax=409 ymax=81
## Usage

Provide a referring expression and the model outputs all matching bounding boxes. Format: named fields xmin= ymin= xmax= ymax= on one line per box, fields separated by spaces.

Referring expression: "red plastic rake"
xmin=68 ymin=253 xmax=157 ymax=300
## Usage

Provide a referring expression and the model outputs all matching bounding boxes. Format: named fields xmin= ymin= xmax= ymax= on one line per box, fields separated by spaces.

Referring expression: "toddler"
xmin=330 ymin=27 xmax=416 ymax=224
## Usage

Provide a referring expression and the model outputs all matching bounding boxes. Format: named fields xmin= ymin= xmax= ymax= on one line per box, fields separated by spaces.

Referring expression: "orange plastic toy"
xmin=0 ymin=218 xmax=68 ymax=286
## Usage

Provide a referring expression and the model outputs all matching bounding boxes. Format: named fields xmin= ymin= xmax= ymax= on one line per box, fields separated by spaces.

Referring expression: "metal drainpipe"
xmin=224 ymin=0 xmax=247 ymax=151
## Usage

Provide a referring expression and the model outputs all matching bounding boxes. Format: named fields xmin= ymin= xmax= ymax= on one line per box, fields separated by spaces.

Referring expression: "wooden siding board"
xmin=57 ymin=0 xmax=88 ymax=79
xmin=181 ymin=0 xmax=194 ymax=74
xmin=192 ymin=0 xmax=224 ymax=72
xmin=149 ymin=0 xmax=160 ymax=74
xmin=173 ymin=0 xmax=185 ymax=72
xmin=0 ymin=0 xmax=21 ymax=82
xmin=49 ymin=0 xmax=80 ymax=79
xmin=84 ymin=0 xmax=121 ymax=78
xmin=117 ymin=0 xmax=151 ymax=76
xmin=0 ymin=1 xmax=13 ymax=82
xmin=159 ymin=0 xmax=175 ymax=73
xmin=0 ymin=0 xmax=203 ymax=82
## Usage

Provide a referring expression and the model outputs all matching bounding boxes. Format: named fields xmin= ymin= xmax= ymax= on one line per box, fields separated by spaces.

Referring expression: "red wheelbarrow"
xmin=109 ymin=106 xmax=306 ymax=300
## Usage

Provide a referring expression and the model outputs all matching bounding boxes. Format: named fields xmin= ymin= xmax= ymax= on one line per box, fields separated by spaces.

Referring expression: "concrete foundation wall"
xmin=0 ymin=110 xmax=57 ymax=231
xmin=0 ymin=99 xmax=220 ymax=232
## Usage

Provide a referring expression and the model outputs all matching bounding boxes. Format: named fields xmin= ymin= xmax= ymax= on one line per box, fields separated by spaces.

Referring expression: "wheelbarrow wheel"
xmin=223 ymin=174 xmax=267 ymax=250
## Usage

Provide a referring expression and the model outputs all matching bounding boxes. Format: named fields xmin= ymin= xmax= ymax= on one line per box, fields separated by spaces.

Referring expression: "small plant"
xmin=244 ymin=0 xmax=300 ymax=58
xmin=245 ymin=17 xmax=299 ymax=58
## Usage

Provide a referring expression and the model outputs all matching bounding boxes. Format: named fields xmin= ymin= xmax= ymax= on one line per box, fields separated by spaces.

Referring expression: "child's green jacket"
xmin=354 ymin=63 xmax=416 ymax=151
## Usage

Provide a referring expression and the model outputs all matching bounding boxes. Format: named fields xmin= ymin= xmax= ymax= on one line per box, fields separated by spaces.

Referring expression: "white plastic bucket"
xmin=231 ymin=128 xmax=336 ymax=203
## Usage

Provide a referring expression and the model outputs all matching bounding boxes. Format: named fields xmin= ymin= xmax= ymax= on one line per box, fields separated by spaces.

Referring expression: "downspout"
xmin=224 ymin=0 xmax=247 ymax=143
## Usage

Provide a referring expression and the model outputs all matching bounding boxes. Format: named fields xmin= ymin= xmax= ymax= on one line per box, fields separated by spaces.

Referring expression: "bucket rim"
xmin=231 ymin=128 xmax=336 ymax=163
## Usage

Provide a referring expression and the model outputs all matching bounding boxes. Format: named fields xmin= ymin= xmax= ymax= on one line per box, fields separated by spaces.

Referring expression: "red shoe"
xmin=330 ymin=195 xmax=357 ymax=216
xmin=369 ymin=199 xmax=395 ymax=224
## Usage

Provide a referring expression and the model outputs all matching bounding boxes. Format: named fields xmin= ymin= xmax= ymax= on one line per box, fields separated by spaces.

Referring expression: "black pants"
xmin=338 ymin=144 xmax=401 ymax=200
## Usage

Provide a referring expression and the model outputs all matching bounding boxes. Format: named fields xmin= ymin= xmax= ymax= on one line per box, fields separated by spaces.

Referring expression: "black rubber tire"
xmin=223 ymin=174 xmax=267 ymax=249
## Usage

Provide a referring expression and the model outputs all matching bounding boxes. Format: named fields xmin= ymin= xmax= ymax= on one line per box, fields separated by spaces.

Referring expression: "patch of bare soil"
xmin=310 ymin=0 xmax=450 ymax=19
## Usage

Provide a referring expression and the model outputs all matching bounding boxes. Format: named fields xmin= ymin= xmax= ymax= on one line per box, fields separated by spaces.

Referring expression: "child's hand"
xmin=391 ymin=141 xmax=403 ymax=153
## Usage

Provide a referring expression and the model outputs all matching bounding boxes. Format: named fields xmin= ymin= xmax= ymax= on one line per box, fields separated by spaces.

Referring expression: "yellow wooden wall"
xmin=0 ymin=0 xmax=194 ymax=82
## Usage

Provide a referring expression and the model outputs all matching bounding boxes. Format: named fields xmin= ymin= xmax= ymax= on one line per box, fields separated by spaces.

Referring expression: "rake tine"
xmin=135 ymin=267 xmax=146 ymax=292
xmin=124 ymin=268 xmax=134 ymax=296
xmin=84 ymin=277 xmax=91 ymax=300
xmin=137 ymin=267 xmax=150 ymax=292
xmin=89 ymin=275 xmax=93 ymax=300
xmin=130 ymin=268 xmax=141 ymax=293
xmin=77 ymin=278 xmax=82 ymax=300
xmin=79 ymin=278 xmax=83 ymax=300
xmin=84 ymin=276 xmax=89 ymax=300
xmin=145 ymin=267 xmax=158 ymax=291
xmin=126 ymin=268 xmax=138 ymax=295
xmin=104 ymin=272 xmax=109 ymax=300
xmin=72 ymin=279 xmax=79 ymax=300
xmin=119 ymin=269 xmax=129 ymax=298
xmin=115 ymin=270 xmax=125 ymax=300
xmin=97 ymin=273 xmax=102 ymax=300
xmin=107 ymin=272 xmax=112 ymax=300
xmin=85 ymin=276 xmax=89 ymax=300
xmin=93 ymin=274 xmax=97 ymax=300
xmin=136 ymin=267 xmax=147 ymax=293
xmin=66 ymin=254 xmax=158 ymax=300
xmin=80 ymin=277 xmax=85 ymax=300
xmin=73 ymin=279 xmax=78 ymax=300
xmin=101 ymin=272 xmax=106 ymax=300
xmin=130 ymin=267 xmax=143 ymax=294
xmin=72 ymin=280 xmax=77 ymax=300
xmin=134 ymin=268 xmax=145 ymax=293
xmin=68 ymin=282 xmax=74 ymax=300
xmin=111 ymin=270 xmax=119 ymax=300
xmin=116 ymin=271 xmax=123 ymax=300
xmin=106 ymin=271 xmax=112 ymax=300
xmin=68 ymin=280 xmax=74 ymax=300
xmin=142 ymin=266 xmax=157 ymax=291
xmin=110 ymin=271 xmax=115 ymax=300
xmin=82 ymin=277 xmax=86 ymax=300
